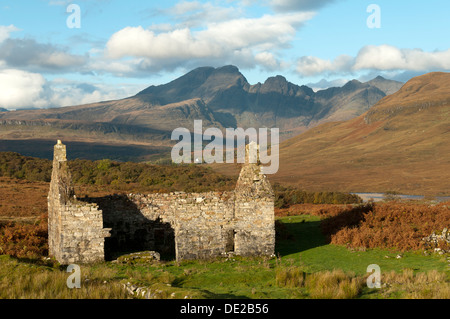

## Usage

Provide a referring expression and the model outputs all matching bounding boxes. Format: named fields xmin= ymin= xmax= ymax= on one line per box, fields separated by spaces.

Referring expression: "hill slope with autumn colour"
xmin=271 ymin=72 xmax=450 ymax=196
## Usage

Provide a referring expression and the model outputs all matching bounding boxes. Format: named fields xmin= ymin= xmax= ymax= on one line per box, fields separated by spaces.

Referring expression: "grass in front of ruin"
xmin=0 ymin=155 xmax=448 ymax=299
xmin=0 ymin=213 xmax=448 ymax=299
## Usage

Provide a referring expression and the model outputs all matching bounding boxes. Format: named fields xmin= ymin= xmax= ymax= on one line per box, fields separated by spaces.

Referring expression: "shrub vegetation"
xmin=278 ymin=202 xmax=450 ymax=252
xmin=0 ymin=152 xmax=448 ymax=299
xmin=0 ymin=152 xmax=362 ymax=204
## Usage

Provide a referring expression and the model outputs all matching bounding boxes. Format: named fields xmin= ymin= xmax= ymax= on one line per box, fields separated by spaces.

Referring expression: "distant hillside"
xmin=270 ymin=72 xmax=450 ymax=196
xmin=134 ymin=65 xmax=403 ymax=136
xmin=366 ymin=76 xmax=405 ymax=96
xmin=0 ymin=66 xmax=403 ymax=160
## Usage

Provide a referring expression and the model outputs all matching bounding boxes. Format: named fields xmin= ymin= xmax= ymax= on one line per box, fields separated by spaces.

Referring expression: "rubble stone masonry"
xmin=48 ymin=141 xmax=275 ymax=264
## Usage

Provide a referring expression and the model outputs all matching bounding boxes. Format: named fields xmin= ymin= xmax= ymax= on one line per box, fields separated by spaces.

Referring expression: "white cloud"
xmin=0 ymin=3 xmax=318 ymax=79
xmin=0 ymin=38 xmax=87 ymax=72
xmin=199 ymin=13 xmax=310 ymax=50
xmin=297 ymin=54 xmax=353 ymax=76
xmin=47 ymin=79 xmax=142 ymax=107
xmin=296 ymin=45 xmax=450 ymax=77
xmin=47 ymin=83 xmax=138 ymax=107
xmin=255 ymin=52 xmax=281 ymax=70
xmin=0 ymin=68 xmax=143 ymax=110
xmin=106 ymin=12 xmax=314 ymax=72
xmin=354 ymin=45 xmax=450 ymax=71
xmin=0 ymin=69 xmax=48 ymax=109
xmin=169 ymin=1 xmax=241 ymax=27
xmin=0 ymin=25 xmax=19 ymax=43
xmin=107 ymin=26 xmax=204 ymax=60
xmin=86 ymin=57 xmax=142 ymax=77
xmin=297 ymin=56 xmax=333 ymax=76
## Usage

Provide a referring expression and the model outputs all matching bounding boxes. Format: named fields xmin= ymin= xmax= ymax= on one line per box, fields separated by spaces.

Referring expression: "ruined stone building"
xmin=48 ymin=140 xmax=275 ymax=264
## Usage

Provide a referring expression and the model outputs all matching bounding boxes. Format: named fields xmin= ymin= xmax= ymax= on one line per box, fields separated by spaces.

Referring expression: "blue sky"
xmin=1 ymin=0 xmax=449 ymax=110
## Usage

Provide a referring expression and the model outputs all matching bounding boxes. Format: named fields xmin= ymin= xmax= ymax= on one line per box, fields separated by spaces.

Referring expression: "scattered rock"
xmin=123 ymin=282 xmax=155 ymax=299
xmin=116 ymin=251 xmax=161 ymax=264
xmin=422 ymin=228 xmax=450 ymax=254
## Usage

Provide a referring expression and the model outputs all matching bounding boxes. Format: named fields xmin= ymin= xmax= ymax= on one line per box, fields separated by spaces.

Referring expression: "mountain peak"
xmin=264 ymin=75 xmax=287 ymax=84
xmin=365 ymin=75 xmax=404 ymax=96
xmin=215 ymin=65 xmax=240 ymax=74
xmin=259 ymin=75 xmax=294 ymax=95
xmin=135 ymin=65 xmax=248 ymax=105
xmin=342 ymin=79 xmax=365 ymax=91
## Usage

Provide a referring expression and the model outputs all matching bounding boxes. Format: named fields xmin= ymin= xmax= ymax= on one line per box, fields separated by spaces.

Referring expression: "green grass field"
xmin=277 ymin=215 xmax=449 ymax=275
xmin=0 ymin=215 xmax=448 ymax=299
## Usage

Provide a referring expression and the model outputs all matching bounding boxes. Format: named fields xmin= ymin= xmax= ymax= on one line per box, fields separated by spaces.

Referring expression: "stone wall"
xmin=54 ymin=202 xmax=110 ymax=264
xmin=234 ymin=165 xmax=275 ymax=257
xmin=138 ymin=191 xmax=236 ymax=261
xmin=48 ymin=141 xmax=275 ymax=264
xmin=48 ymin=140 xmax=111 ymax=264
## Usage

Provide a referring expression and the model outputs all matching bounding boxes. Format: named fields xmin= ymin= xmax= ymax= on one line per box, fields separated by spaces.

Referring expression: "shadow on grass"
xmin=275 ymin=204 xmax=374 ymax=257
xmin=275 ymin=218 xmax=327 ymax=257
xmin=319 ymin=203 xmax=372 ymax=243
